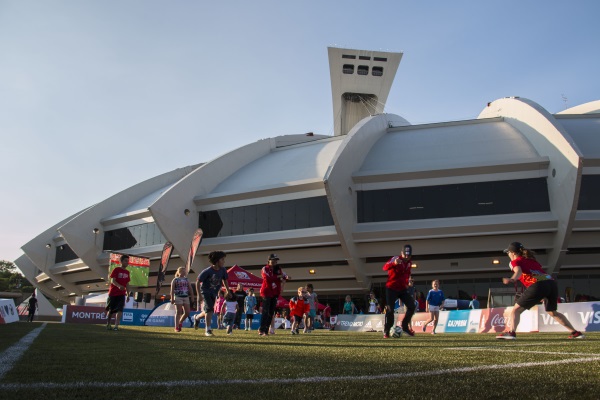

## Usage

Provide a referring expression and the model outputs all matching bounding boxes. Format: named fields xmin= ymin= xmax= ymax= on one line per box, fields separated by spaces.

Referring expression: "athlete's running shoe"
xmin=205 ymin=330 xmax=213 ymax=337
xmin=383 ymin=333 xmax=390 ymax=339
xmin=568 ymin=331 xmax=585 ymax=339
xmin=193 ymin=317 xmax=199 ymax=330
xmin=403 ymin=327 xmax=415 ymax=337
xmin=496 ymin=331 xmax=516 ymax=340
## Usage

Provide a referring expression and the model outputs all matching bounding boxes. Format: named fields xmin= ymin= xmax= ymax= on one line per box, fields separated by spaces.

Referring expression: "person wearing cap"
xmin=382 ymin=244 xmax=416 ymax=338
xmin=259 ymin=253 xmax=283 ymax=336
xmin=496 ymin=242 xmax=584 ymax=340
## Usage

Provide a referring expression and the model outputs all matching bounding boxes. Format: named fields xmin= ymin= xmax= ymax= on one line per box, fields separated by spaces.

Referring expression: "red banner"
xmin=155 ymin=242 xmax=174 ymax=295
xmin=185 ymin=229 xmax=203 ymax=274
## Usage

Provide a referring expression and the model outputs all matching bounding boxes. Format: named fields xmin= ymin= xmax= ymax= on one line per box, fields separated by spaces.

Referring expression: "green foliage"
xmin=0 ymin=259 xmax=31 ymax=291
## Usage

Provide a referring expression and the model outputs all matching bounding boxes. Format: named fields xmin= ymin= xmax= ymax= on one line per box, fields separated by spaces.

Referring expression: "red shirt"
xmin=510 ymin=256 xmax=553 ymax=288
xmin=289 ymin=296 xmax=310 ymax=317
xmin=323 ymin=306 xmax=331 ymax=318
xmin=383 ymin=256 xmax=412 ymax=291
xmin=108 ymin=267 xmax=130 ymax=296
xmin=260 ymin=265 xmax=279 ymax=297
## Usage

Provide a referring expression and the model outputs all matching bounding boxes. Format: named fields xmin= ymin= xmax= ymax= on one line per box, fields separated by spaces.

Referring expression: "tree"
xmin=0 ymin=260 xmax=32 ymax=292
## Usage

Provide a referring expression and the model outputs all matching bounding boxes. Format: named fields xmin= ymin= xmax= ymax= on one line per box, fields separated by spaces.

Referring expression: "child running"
xmin=289 ymin=287 xmax=310 ymax=334
xmin=170 ymin=266 xmax=194 ymax=332
xmin=221 ymin=290 xmax=238 ymax=335
xmin=423 ymin=280 xmax=445 ymax=334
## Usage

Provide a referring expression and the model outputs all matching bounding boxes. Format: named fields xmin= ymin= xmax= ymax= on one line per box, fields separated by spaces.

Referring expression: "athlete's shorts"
xmin=223 ymin=312 xmax=235 ymax=327
xmin=245 ymin=313 xmax=254 ymax=319
xmin=308 ymin=309 xmax=317 ymax=318
xmin=174 ymin=296 xmax=190 ymax=306
xmin=106 ymin=295 xmax=126 ymax=313
xmin=201 ymin=291 xmax=217 ymax=313
xmin=428 ymin=305 xmax=441 ymax=312
xmin=517 ymin=279 xmax=558 ymax=311
xmin=293 ymin=315 xmax=303 ymax=323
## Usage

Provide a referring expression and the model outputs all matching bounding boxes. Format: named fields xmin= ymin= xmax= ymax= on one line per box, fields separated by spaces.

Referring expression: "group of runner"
xmin=106 ymin=241 xmax=586 ymax=340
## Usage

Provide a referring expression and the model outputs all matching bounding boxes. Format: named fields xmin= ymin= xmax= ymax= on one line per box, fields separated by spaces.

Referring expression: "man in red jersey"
xmin=259 ymin=254 xmax=285 ymax=336
xmin=496 ymin=242 xmax=584 ymax=340
xmin=106 ymin=254 xmax=131 ymax=331
xmin=382 ymin=244 xmax=416 ymax=338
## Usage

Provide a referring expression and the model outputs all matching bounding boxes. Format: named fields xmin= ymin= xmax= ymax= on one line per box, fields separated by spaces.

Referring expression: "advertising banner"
xmin=440 ymin=310 xmax=471 ymax=333
xmin=538 ymin=301 xmax=600 ymax=332
xmin=109 ymin=253 xmax=150 ymax=287
xmin=334 ymin=314 xmax=384 ymax=332
xmin=479 ymin=307 xmax=537 ymax=333
xmin=0 ymin=298 xmax=19 ymax=324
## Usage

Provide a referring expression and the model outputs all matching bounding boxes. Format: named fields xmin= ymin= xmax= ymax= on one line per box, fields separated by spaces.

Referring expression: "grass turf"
xmin=1 ymin=322 xmax=599 ymax=399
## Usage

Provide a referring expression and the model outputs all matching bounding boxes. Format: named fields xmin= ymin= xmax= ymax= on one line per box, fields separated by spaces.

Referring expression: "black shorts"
xmin=517 ymin=280 xmax=558 ymax=311
xmin=201 ymin=291 xmax=217 ymax=313
xmin=245 ymin=313 xmax=254 ymax=320
xmin=292 ymin=315 xmax=303 ymax=323
xmin=106 ymin=295 xmax=126 ymax=313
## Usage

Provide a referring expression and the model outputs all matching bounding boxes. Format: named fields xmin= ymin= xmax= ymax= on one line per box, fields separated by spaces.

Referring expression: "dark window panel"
xmin=55 ymin=244 xmax=78 ymax=264
xmin=578 ymin=175 xmax=600 ymax=210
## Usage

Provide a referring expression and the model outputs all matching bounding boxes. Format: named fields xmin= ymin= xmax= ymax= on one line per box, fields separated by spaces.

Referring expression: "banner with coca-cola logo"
xmin=478 ymin=307 xmax=537 ymax=333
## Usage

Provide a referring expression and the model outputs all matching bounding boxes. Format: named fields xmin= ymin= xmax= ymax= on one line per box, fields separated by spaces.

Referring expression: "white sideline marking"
xmin=0 ymin=323 xmax=47 ymax=380
xmin=446 ymin=347 xmax=595 ymax=357
xmin=3 ymin=356 xmax=600 ymax=390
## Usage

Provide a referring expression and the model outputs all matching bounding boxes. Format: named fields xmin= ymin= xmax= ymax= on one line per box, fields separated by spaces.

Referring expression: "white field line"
xmin=0 ymin=323 xmax=47 ymax=380
xmin=3 ymin=356 xmax=600 ymax=390
xmin=445 ymin=347 xmax=596 ymax=357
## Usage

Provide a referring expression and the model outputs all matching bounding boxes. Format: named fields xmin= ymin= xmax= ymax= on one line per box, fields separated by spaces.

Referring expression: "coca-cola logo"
xmin=491 ymin=314 xmax=506 ymax=327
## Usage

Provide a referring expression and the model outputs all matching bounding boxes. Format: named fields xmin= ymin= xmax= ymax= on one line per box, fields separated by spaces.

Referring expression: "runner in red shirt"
xmin=382 ymin=244 xmax=416 ymax=338
xmin=496 ymin=242 xmax=584 ymax=340
xmin=259 ymin=253 xmax=284 ymax=336
xmin=106 ymin=254 xmax=131 ymax=331
xmin=289 ymin=287 xmax=310 ymax=334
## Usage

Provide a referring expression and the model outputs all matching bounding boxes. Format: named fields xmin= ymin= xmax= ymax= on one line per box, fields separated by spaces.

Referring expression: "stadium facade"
xmin=15 ymin=47 xmax=600 ymax=305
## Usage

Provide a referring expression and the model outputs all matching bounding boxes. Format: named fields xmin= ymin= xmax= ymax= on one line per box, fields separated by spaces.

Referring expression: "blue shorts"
xmin=201 ymin=291 xmax=217 ymax=313
xmin=223 ymin=312 xmax=235 ymax=327
xmin=309 ymin=310 xmax=317 ymax=318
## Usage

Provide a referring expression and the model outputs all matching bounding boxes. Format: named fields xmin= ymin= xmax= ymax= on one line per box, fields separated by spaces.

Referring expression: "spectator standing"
xmin=244 ymin=288 xmax=257 ymax=330
xmin=170 ymin=266 xmax=194 ymax=332
xmin=234 ymin=284 xmax=246 ymax=329
xmin=382 ymin=244 xmax=416 ymax=338
xmin=416 ymin=292 xmax=426 ymax=312
xmin=323 ymin=303 xmax=332 ymax=329
xmin=496 ymin=242 xmax=584 ymax=340
xmin=342 ymin=295 xmax=356 ymax=314
xmin=304 ymin=283 xmax=318 ymax=332
xmin=214 ymin=290 xmax=226 ymax=329
xmin=367 ymin=292 xmax=380 ymax=314
xmin=193 ymin=251 xmax=229 ymax=337
xmin=469 ymin=295 xmax=480 ymax=309
xmin=423 ymin=280 xmax=445 ymax=335
xmin=27 ymin=293 xmax=38 ymax=322
xmin=106 ymin=254 xmax=131 ymax=331
xmin=259 ymin=254 xmax=283 ymax=336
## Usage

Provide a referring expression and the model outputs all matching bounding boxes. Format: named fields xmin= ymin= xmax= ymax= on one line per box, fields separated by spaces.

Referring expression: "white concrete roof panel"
xmin=555 ymin=117 xmax=600 ymax=159
xmin=359 ymin=120 xmax=539 ymax=173
xmin=212 ymin=139 xmax=343 ymax=194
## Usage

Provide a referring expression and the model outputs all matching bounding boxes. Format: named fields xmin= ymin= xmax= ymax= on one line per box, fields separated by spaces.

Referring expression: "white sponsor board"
xmin=538 ymin=301 xmax=600 ymax=332
xmin=0 ymin=298 xmax=20 ymax=324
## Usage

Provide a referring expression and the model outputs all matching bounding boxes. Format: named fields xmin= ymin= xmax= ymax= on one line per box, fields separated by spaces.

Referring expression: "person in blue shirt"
xmin=469 ymin=294 xmax=480 ymax=309
xmin=423 ymin=280 xmax=445 ymax=335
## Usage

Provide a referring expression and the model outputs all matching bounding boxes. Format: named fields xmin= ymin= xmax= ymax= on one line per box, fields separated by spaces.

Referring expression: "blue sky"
xmin=1 ymin=1 xmax=599 ymax=264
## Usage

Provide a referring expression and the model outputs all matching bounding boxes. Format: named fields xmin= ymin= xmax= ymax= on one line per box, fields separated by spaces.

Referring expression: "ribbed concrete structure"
xmin=16 ymin=48 xmax=600 ymax=304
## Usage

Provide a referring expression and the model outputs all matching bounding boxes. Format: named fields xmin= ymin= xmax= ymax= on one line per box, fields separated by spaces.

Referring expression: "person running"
xmin=383 ymin=244 xmax=416 ymax=338
xmin=170 ymin=266 xmax=194 ymax=332
xmin=367 ymin=292 xmax=380 ymax=314
xmin=214 ymin=290 xmax=226 ymax=329
xmin=323 ymin=303 xmax=332 ymax=329
xmin=193 ymin=251 xmax=229 ymax=337
xmin=106 ymin=254 xmax=131 ymax=331
xmin=304 ymin=283 xmax=318 ymax=333
xmin=289 ymin=287 xmax=310 ymax=334
xmin=259 ymin=254 xmax=283 ymax=336
xmin=423 ymin=280 xmax=445 ymax=335
xmin=27 ymin=293 xmax=38 ymax=322
xmin=342 ymin=295 xmax=356 ymax=314
xmin=234 ymin=283 xmax=246 ymax=329
xmin=221 ymin=290 xmax=238 ymax=335
xmin=244 ymin=288 xmax=257 ymax=330
xmin=496 ymin=242 xmax=584 ymax=340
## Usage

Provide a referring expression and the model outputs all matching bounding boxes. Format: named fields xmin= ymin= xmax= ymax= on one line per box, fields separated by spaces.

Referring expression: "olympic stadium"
xmin=15 ymin=47 xmax=600 ymax=307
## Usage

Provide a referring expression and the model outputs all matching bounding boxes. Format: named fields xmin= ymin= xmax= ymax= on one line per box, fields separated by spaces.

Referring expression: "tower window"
xmin=357 ymin=65 xmax=369 ymax=75
xmin=372 ymin=66 xmax=383 ymax=76
xmin=342 ymin=54 xmax=356 ymax=59
xmin=359 ymin=56 xmax=371 ymax=60
xmin=374 ymin=57 xmax=387 ymax=62
xmin=343 ymin=64 xmax=354 ymax=74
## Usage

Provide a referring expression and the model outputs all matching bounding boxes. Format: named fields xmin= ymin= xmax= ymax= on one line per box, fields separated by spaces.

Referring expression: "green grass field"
xmin=1 ymin=322 xmax=599 ymax=399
